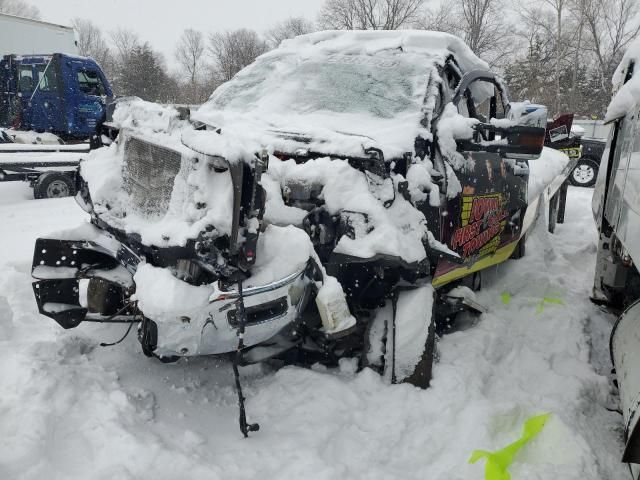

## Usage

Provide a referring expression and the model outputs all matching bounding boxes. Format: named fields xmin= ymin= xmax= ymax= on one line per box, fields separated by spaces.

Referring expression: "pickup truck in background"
xmin=570 ymin=137 xmax=606 ymax=187
xmin=544 ymin=113 xmax=606 ymax=188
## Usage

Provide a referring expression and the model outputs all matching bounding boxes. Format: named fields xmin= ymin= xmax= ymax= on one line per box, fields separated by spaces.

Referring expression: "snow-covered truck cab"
xmin=31 ymin=31 xmax=555 ymax=404
xmin=591 ymin=38 xmax=640 ymax=475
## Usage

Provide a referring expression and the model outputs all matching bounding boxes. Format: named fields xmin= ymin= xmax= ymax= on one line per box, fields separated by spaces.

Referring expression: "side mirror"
xmin=457 ymin=102 xmax=548 ymax=160
xmin=457 ymin=123 xmax=546 ymax=160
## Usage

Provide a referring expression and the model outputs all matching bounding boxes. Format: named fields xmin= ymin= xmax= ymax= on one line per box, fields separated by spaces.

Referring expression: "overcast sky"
xmin=27 ymin=0 xmax=325 ymax=70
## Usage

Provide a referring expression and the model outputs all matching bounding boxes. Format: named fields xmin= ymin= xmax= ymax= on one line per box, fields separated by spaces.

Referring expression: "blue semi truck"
xmin=0 ymin=13 xmax=114 ymax=198
xmin=0 ymin=53 xmax=113 ymax=141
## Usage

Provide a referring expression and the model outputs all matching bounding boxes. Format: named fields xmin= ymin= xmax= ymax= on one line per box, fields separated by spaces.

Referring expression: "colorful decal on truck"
xmin=451 ymin=194 xmax=509 ymax=259
xmin=559 ymin=146 xmax=582 ymax=160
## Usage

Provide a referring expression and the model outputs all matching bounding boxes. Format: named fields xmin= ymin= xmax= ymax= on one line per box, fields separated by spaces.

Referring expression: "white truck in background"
xmin=0 ymin=12 xmax=78 ymax=56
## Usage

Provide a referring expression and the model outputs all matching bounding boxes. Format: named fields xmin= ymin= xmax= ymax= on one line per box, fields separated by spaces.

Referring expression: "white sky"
xmin=27 ymin=0 xmax=325 ymax=70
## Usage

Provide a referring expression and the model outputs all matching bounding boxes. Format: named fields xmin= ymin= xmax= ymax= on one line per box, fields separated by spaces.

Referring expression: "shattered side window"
xmin=77 ymin=70 xmax=106 ymax=96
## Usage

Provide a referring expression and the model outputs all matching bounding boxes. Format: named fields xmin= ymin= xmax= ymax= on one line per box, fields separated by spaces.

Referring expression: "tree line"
xmin=2 ymin=0 xmax=639 ymax=118
xmin=69 ymin=17 xmax=317 ymax=105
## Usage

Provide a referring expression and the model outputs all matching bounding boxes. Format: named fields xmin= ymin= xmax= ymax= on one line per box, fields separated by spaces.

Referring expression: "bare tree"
xmin=0 ymin=0 xmax=39 ymax=19
xmin=174 ymin=29 xmax=207 ymax=103
xmin=318 ymin=0 xmax=426 ymax=30
xmin=72 ymin=18 xmax=112 ymax=68
xmin=419 ymin=0 xmax=516 ymax=66
xmin=110 ymin=27 xmax=141 ymax=66
xmin=208 ymin=29 xmax=268 ymax=83
xmin=266 ymin=17 xmax=315 ymax=47
xmin=107 ymin=28 xmax=141 ymax=96
xmin=175 ymin=29 xmax=205 ymax=85
xmin=516 ymin=0 xmax=582 ymax=113
xmin=417 ymin=3 xmax=456 ymax=33
xmin=581 ymin=0 xmax=640 ymax=86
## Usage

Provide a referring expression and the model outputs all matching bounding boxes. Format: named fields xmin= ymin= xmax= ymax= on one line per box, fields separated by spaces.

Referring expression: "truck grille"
xmin=123 ymin=136 xmax=182 ymax=216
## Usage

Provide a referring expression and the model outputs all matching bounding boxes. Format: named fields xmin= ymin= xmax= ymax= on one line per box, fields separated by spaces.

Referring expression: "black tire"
xmin=33 ymin=172 xmax=76 ymax=199
xmin=569 ymin=158 xmax=598 ymax=188
xmin=548 ymin=193 xmax=559 ymax=234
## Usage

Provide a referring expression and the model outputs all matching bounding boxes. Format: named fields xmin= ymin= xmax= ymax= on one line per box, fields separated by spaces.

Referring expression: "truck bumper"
xmin=32 ymin=225 xmax=314 ymax=359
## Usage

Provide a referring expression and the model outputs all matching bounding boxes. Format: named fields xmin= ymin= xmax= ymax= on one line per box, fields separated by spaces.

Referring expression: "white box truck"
xmin=0 ymin=12 xmax=78 ymax=56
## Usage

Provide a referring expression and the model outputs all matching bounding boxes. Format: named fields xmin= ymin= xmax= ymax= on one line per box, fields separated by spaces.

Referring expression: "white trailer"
xmin=0 ymin=12 xmax=78 ymax=57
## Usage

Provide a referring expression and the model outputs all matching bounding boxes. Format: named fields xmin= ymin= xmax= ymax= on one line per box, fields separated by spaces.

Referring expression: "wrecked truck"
xmin=31 ymin=31 xmax=571 ymax=434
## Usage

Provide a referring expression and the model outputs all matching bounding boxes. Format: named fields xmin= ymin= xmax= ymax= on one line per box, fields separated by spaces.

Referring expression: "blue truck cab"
xmin=0 ymin=53 xmax=112 ymax=140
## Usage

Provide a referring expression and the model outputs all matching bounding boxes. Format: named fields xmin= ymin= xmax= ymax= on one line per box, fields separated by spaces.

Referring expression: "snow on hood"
xmin=605 ymin=36 xmax=640 ymax=122
xmin=193 ymin=30 xmax=489 ymax=159
xmin=82 ymin=100 xmax=239 ymax=247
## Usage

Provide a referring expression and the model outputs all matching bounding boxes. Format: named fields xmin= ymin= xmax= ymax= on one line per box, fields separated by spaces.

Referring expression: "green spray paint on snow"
xmin=501 ymin=292 xmax=511 ymax=305
xmin=469 ymin=413 xmax=551 ymax=480
xmin=536 ymin=297 xmax=565 ymax=314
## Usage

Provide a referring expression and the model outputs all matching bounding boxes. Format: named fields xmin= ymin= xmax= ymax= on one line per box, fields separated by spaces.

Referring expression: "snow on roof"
xmin=605 ymin=36 xmax=640 ymax=122
xmin=0 ymin=11 xmax=74 ymax=32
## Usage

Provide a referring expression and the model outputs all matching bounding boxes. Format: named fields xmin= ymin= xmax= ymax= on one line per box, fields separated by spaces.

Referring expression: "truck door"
xmin=64 ymin=59 xmax=112 ymax=139
xmin=432 ymin=73 xmax=528 ymax=287
xmin=12 ymin=56 xmax=66 ymax=134
xmin=29 ymin=58 xmax=65 ymax=133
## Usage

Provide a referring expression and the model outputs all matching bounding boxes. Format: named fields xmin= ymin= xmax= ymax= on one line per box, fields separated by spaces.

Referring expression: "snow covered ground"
xmin=0 ymin=181 xmax=630 ymax=480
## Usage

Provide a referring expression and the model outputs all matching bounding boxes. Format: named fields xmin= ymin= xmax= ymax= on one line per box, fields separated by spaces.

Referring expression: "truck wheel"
xmin=34 ymin=172 xmax=75 ymax=199
xmin=570 ymin=158 xmax=598 ymax=187
xmin=548 ymin=193 xmax=559 ymax=234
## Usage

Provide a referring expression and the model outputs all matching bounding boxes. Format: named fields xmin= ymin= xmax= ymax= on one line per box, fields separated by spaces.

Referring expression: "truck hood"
xmin=190 ymin=108 xmax=420 ymax=160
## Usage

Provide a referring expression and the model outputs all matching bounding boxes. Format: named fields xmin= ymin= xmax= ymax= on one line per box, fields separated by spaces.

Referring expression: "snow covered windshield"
xmin=193 ymin=31 xmax=490 ymax=155
xmin=204 ymin=52 xmax=431 ymax=120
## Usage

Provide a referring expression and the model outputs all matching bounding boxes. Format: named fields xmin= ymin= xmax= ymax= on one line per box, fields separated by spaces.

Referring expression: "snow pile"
xmin=110 ymin=97 xmax=188 ymax=138
xmin=606 ymin=36 xmax=640 ymax=121
xmin=528 ymin=147 xmax=571 ymax=202
xmin=0 ymin=181 xmax=630 ymax=479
